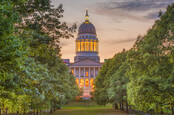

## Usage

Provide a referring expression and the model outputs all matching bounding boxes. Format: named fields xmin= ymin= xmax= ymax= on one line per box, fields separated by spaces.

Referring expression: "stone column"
xmin=78 ymin=67 xmax=80 ymax=86
xmin=89 ymin=67 xmax=91 ymax=87
xmin=84 ymin=67 xmax=85 ymax=88
xmin=94 ymin=67 xmax=96 ymax=78
xmin=74 ymin=67 xmax=76 ymax=76
xmin=79 ymin=67 xmax=80 ymax=78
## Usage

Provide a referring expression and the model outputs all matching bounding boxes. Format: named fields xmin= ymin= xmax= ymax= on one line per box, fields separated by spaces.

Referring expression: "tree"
xmin=94 ymin=59 xmax=112 ymax=105
xmin=107 ymin=50 xmax=129 ymax=112
xmin=94 ymin=3 xmax=174 ymax=115
xmin=127 ymin=4 xmax=174 ymax=114
xmin=0 ymin=0 xmax=78 ymax=114
xmin=94 ymin=49 xmax=129 ymax=108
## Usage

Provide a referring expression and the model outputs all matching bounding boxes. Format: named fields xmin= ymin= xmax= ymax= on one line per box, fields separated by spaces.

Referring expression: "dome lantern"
xmin=78 ymin=10 xmax=96 ymax=35
xmin=85 ymin=9 xmax=89 ymax=23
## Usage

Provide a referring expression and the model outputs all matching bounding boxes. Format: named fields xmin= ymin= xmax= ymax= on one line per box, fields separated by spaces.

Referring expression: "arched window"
xmin=96 ymin=41 xmax=98 ymax=52
xmin=88 ymin=40 xmax=90 ymax=52
xmin=84 ymin=40 xmax=86 ymax=51
xmin=81 ymin=40 xmax=85 ymax=51
xmin=76 ymin=78 xmax=79 ymax=85
xmin=90 ymin=40 xmax=93 ymax=51
xmin=78 ymin=41 xmax=81 ymax=52
xmin=94 ymin=40 xmax=96 ymax=52
xmin=86 ymin=39 xmax=89 ymax=51
xmin=80 ymin=79 xmax=84 ymax=87
xmin=90 ymin=78 xmax=94 ymax=87
xmin=85 ymin=79 xmax=89 ymax=87
xmin=71 ymin=69 xmax=74 ymax=75
xmin=86 ymin=71 xmax=88 ymax=77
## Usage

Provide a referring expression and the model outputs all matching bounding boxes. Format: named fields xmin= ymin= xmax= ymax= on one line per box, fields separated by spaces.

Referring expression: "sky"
xmin=51 ymin=0 xmax=174 ymax=62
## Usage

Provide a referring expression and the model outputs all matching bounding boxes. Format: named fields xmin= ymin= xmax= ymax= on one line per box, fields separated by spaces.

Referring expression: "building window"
xmin=78 ymin=41 xmax=81 ymax=52
xmin=76 ymin=78 xmax=79 ymax=86
xmin=80 ymin=79 xmax=84 ymax=87
xmin=90 ymin=40 xmax=93 ymax=51
xmin=94 ymin=40 xmax=96 ymax=52
xmin=96 ymin=41 xmax=98 ymax=52
xmin=86 ymin=40 xmax=89 ymax=51
xmin=85 ymin=79 xmax=89 ymax=87
xmin=86 ymin=71 xmax=88 ymax=77
xmin=81 ymin=40 xmax=85 ymax=51
xmin=71 ymin=69 xmax=74 ymax=75
xmin=90 ymin=78 xmax=94 ymax=87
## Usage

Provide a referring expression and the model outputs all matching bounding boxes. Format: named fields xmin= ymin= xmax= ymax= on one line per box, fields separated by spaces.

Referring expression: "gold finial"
xmin=85 ymin=9 xmax=89 ymax=23
xmin=86 ymin=9 xmax=89 ymax=17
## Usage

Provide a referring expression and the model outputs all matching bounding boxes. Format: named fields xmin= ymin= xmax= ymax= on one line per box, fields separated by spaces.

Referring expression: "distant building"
xmin=63 ymin=10 xmax=102 ymax=99
xmin=63 ymin=59 xmax=70 ymax=66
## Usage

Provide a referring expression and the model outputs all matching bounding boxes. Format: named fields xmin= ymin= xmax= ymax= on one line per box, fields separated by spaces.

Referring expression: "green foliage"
xmin=108 ymin=51 xmax=129 ymax=109
xmin=0 ymin=0 xmax=78 ymax=114
xmin=94 ymin=3 xmax=174 ymax=115
xmin=94 ymin=50 xmax=129 ymax=111
xmin=127 ymin=4 xmax=174 ymax=113
xmin=94 ymin=59 xmax=112 ymax=105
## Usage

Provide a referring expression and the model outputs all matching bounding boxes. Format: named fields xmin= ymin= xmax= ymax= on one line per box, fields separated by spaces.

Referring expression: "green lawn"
xmin=45 ymin=102 xmax=135 ymax=115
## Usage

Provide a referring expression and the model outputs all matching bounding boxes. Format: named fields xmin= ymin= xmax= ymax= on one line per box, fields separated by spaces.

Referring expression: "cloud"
xmin=93 ymin=3 xmax=147 ymax=22
xmin=108 ymin=0 xmax=173 ymax=12
xmin=105 ymin=38 xmax=137 ymax=44
xmin=92 ymin=0 xmax=174 ymax=21
xmin=145 ymin=11 xmax=159 ymax=19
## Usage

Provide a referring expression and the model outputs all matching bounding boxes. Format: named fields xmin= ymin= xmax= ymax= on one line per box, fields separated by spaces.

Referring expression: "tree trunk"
xmin=0 ymin=108 xmax=1 ymax=115
xmin=119 ymin=103 xmax=122 ymax=110
xmin=126 ymin=101 xmax=129 ymax=113
xmin=172 ymin=105 xmax=174 ymax=115
xmin=34 ymin=109 xmax=36 ymax=115
xmin=5 ymin=108 xmax=8 ymax=115
xmin=160 ymin=110 xmax=163 ymax=114
xmin=121 ymin=101 xmax=124 ymax=111
xmin=16 ymin=111 xmax=19 ymax=115
xmin=23 ymin=109 xmax=26 ymax=115
xmin=36 ymin=109 xmax=39 ymax=115
xmin=114 ymin=103 xmax=118 ymax=110
xmin=50 ymin=108 xmax=53 ymax=113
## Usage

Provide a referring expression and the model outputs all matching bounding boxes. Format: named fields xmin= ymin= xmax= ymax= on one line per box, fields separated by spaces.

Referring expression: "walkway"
xmin=46 ymin=102 xmax=136 ymax=115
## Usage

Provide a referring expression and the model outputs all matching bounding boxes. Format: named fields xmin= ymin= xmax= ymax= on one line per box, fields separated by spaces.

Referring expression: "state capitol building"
xmin=63 ymin=10 xmax=102 ymax=99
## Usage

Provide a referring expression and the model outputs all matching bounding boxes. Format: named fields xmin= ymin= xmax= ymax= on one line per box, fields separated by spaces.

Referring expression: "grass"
xmin=44 ymin=101 xmax=136 ymax=115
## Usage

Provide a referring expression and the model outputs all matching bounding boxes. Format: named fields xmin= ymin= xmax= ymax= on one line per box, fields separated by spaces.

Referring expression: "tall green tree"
xmin=94 ymin=59 xmax=112 ymax=105
xmin=94 ymin=3 xmax=174 ymax=115
xmin=0 ymin=0 xmax=32 ymax=113
xmin=0 ymin=0 xmax=78 ymax=114
xmin=107 ymin=50 xmax=129 ymax=112
xmin=127 ymin=4 xmax=174 ymax=114
xmin=94 ymin=49 xmax=129 ymax=107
